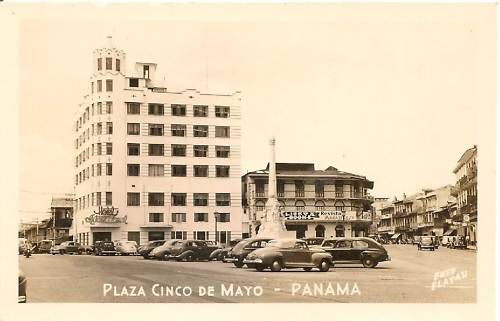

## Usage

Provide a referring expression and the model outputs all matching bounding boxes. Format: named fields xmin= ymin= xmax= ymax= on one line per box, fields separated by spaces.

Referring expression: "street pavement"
xmin=19 ymin=244 xmax=476 ymax=303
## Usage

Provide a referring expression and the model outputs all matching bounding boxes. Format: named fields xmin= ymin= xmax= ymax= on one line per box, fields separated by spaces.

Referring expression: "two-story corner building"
xmin=452 ymin=146 xmax=477 ymax=245
xmin=48 ymin=196 xmax=74 ymax=245
xmin=416 ymin=185 xmax=455 ymax=237
xmin=242 ymin=163 xmax=374 ymax=239
xmin=377 ymin=204 xmax=395 ymax=242
xmin=71 ymin=41 xmax=243 ymax=246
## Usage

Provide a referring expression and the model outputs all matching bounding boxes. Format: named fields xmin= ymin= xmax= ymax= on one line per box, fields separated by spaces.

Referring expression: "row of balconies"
xmin=254 ymin=191 xmax=372 ymax=200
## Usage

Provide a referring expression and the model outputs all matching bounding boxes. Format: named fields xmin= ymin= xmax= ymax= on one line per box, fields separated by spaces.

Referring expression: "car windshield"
xmin=164 ymin=240 xmax=180 ymax=247
xmin=421 ymin=237 xmax=433 ymax=244
xmin=266 ymin=240 xmax=295 ymax=249
xmin=122 ymin=241 xmax=136 ymax=246
xmin=232 ymin=239 xmax=252 ymax=252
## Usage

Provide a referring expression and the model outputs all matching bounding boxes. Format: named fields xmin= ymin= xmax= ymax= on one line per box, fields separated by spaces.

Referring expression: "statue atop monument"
xmin=256 ymin=137 xmax=295 ymax=238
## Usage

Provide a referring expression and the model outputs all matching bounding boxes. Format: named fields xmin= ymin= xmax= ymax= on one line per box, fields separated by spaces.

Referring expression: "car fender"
xmin=179 ymin=250 xmax=195 ymax=259
xmin=360 ymin=250 xmax=378 ymax=260
xmin=260 ymin=252 xmax=284 ymax=265
xmin=209 ymin=249 xmax=224 ymax=259
xmin=312 ymin=252 xmax=333 ymax=265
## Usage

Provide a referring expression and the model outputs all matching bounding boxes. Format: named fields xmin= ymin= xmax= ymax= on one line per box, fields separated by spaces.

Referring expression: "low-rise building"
xmin=242 ymin=163 xmax=374 ymax=239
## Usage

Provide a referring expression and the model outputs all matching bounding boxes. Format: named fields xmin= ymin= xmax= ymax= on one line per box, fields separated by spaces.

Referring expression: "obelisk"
xmin=256 ymin=138 xmax=295 ymax=238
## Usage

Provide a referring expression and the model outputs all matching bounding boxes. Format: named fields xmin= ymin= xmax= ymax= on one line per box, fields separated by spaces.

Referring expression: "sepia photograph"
xmin=0 ymin=2 xmax=496 ymax=321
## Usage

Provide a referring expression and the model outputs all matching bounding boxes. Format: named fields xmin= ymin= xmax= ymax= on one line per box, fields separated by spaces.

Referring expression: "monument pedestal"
xmin=257 ymin=196 xmax=296 ymax=239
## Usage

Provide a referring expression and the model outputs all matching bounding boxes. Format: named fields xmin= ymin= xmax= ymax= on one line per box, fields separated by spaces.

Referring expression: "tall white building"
xmin=72 ymin=40 xmax=243 ymax=246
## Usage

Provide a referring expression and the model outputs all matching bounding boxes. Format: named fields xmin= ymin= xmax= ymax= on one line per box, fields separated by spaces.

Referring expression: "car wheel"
xmin=362 ymin=256 xmax=377 ymax=268
xmin=60 ymin=250 xmax=64 ymax=255
xmin=185 ymin=254 xmax=194 ymax=262
xmin=255 ymin=264 xmax=266 ymax=272
xmin=78 ymin=250 xmax=82 ymax=255
xmin=270 ymin=259 xmax=282 ymax=272
xmin=52 ymin=253 xmax=56 ymax=255
xmin=318 ymin=259 xmax=330 ymax=272
xmin=234 ymin=260 xmax=244 ymax=268
xmin=303 ymin=267 xmax=313 ymax=272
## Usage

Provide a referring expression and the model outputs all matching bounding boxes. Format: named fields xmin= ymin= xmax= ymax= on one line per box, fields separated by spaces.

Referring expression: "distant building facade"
xmin=242 ymin=163 xmax=374 ymax=239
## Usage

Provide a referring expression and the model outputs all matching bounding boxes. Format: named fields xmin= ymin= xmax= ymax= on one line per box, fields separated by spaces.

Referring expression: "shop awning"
xmin=390 ymin=233 xmax=401 ymax=239
xmin=444 ymin=228 xmax=457 ymax=236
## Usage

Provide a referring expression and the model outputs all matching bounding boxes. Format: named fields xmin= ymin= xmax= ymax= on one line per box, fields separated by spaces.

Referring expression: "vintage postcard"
xmin=0 ymin=3 xmax=496 ymax=321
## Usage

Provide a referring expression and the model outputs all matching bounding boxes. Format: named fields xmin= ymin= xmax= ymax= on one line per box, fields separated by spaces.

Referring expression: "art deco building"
xmin=242 ymin=163 xmax=374 ymax=239
xmin=72 ymin=40 xmax=242 ymax=246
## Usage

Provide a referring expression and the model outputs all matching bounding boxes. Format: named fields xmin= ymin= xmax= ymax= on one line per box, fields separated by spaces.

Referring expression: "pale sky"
xmin=19 ymin=5 xmax=492 ymax=223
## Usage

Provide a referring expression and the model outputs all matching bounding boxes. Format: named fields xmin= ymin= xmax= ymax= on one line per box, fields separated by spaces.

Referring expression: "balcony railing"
xmin=55 ymin=218 xmax=73 ymax=228
xmin=315 ymin=192 xmax=324 ymax=198
xmin=335 ymin=192 xmax=344 ymax=198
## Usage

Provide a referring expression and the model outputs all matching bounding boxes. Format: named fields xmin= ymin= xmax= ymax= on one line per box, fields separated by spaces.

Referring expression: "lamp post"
xmin=214 ymin=212 xmax=219 ymax=243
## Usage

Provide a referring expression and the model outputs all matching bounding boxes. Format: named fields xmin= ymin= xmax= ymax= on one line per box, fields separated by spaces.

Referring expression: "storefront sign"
xmin=85 ymin=206 xmax=127 ymax=225
xmin=280 ymin=211 xmax=371 ymax=222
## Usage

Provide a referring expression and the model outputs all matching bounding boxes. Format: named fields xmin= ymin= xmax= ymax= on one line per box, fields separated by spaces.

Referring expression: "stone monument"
xmin=256 ymin=138 xmax=296 ymax=239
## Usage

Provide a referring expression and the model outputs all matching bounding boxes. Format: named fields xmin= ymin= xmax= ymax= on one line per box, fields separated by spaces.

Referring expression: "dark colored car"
xmin=167 ymin=240 xmax=219 ymax=261
xmin=223 ymin=237 xmax=273 ymax=268
xmin=138 ymin=240 xmax=167 ymax=259
xmin=209 ymin=239 xmax=242 ymax=261
xmin=243 ymin=239 xmax=333 ymax=272
xmin=19 ymin=270 xmax=27 ymax=303
xmin=302 ymin=237 xmax=325 ymax=246
xmin=58 ymin=241 xmax=84 ymax=255
xmin=418 ymin=236 xmax=437 ymax=251
xmin=319 ymin=237 xmax=390 ymax=268
xmin=33 ymin=240 xmax=53 ymax=254
xmin=93 ymin=241 xmax=117 ymax=256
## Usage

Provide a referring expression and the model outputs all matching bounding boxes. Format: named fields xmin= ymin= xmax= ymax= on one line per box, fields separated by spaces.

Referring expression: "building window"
xmin=127 ymin=192 xmax=140 ymax=206
xmin=193 ymin=125 xmax=208 ymax=137
xmin=194 ymin=231 xmax=209 ymax=240
xmin=149 ymin=213 xmax=164 ymax=223
xmin=97 ymin=58 xmax=102 ymax=70
xmin=105 ymin=79 xmax=113 ymax=92
xmin=149 ymin=124 xmax=164 ymax=136
xmin=215 ymin=146 xmax=230 ymax=158
xmin=193 ymin=105 xmax=208 ymax=117
xmin=96 ymin=192 xmax=101 ymax=205
xmin=255 ymin=181 xmax=265 ymax=197
xmin=127 ymin=164 xmax=140 ymax=176
xmin=172 ymin=213 xmax=186 ymax=223
xmin=127 ymin=102 xmax=141 ymax=114
xmin=216 ymin=166 xmax=230 ymax=177
xmin=106 ymin=142 xmax=113 ymax=155
xmin=97 ymin=102 xmax=103 ymax=114
xmin=148 ymin=193 xmax=164 ymax=206
xmin=194 ymin=145 xmax=208 ymax=157
xmin=129 ymin=78 xmax=139 ymax=87
xmin=277 ymin=180 xmax=285 ymax=197
xmin=335 ymin=201 xmax=345 ymax=212
xmin=194 ymin=213 xmax=208 ymax=222
xmin=106 ymin=57 xmax=112 ymax=70
xmin=193 ymin=165 xmax=208 ymax=177
xmin=171 ymin=165 xmax=187 ymax=177
xmin=215 ymin=126 xmax=230 ymax=138
xmin=105 ymin=192 xmax=112 ymax=206
xmin=148 ymin=164 xmax=164 ymax=177
xmin=295 ymin=200 xmax=305 ymax=212
xmin=171 ymin=104 xmax=186 ymax=116
xmin=96 ymin=123 xmax=102 ymax=135
xmin=217 ymin=213 xmax=231 ymax=223
xmin=216 ymin=193 xmax=231 ymax=206
xmin=106 ymin=163 xmax=112 ymax=175
xmin=96 ymin=163 xmax=102 ymax=176
xmin=193 ymin=193 xmax=208 ymax=206
xmin=127 ymin=123 xmax=140 ymax=135
xmin=171 ymin=144 xmax=186 ymax=157
xmin=106 ymin=122 xmax=113 ymax=135
xmin=171 ymin=231 xmax=187 ymax=239
xmin=215 ymin=106 xmax=230 ymax=118
xmin=149 ymin=144 xmax=164 ymax=156
xmin=106 ymin=102 xmax=113 ymax=114
xmin=171 ymin=124 xmax=186 ymax=137
xmin=148 ymin=231 xmax=164 ymax=241
xmin=315 ymin=225 xmax=326 ymax=238
xmin=128 ymin=143 xmax=140 ymax=156
xmin=335 ymin=184 xmax=344 ymax=197
xmin=315 ymin=181 xmax=324 ymax=198
xmin=295 ymin=181 xmax=305 ymax=197
xmin=255 ymin=200 xmax=265 ymax=211
xmin=148 ymin=103 xmax=164 ymax=115
xmin=97 ymin=80 xmax=102 ymax=92
xmin=115 ymin=58 xmax=121 ymax=72
xmin=171 ymin=193 xmax=187 ymax=206
xmin=315 ymin=200 xmax=325 ymax=212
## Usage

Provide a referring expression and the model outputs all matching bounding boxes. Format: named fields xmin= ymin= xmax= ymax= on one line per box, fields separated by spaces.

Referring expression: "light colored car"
xmin=50 ymin=245 xmax=61 ymax=255
xmin=149 ymin=239 xmax=182 ymax=260
xmin=114 ymin=241 xmax=138 ymax=255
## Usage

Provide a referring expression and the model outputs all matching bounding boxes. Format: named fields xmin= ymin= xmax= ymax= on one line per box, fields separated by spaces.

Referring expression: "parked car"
xmin=149 ymin=239 xmax=183 ymax=260
xmin=93 ymin=241 xmax=117 ymax=256
xmin=302 ymin=237 xmax=325 ymax=246
xmin=138 ymin=240 xmax=167 ymax=259
xmin=243 ymin=239 xmax=333 ymax=272
xmin=57 ymin=241 xmax=84 ymax=255
xmin=319 ymin=237 xmax=390 ymax=268
xmin=115 ymin=240 xmax=138 ymax=256
xmin=223 ymin=237 xmax=274 ymax=268
xmin=50 ymin=244 xmax=61 ymax=255
xmin=209 ymin=239 xmax=242 ymax=261
xmin=167 ymin=240 xmax=219 ymax=261
xmin=18 ymin=270 xmax=27 ymax=303
xmin=34 ymin=240 xmax=53 ymax=254
xmin=79 ymin=244 xmax=94 ymax=255
xmin=417 ymin=236 xmax=437 ymax=251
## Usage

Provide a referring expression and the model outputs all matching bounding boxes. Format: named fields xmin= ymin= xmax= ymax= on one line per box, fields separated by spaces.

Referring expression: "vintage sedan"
xmin=93 ymin=241 xmax=117 ymax=256
xmin=138 ymin=240 xmax=167 ymax=259
xmin=167 ymin=240 xmax=219 ymax=261
xmin=223 ymin=237 xmax=273 ymax=268
xmin=115 ymin=240 xmax=138 ymax=255
xmin=417 ymin=236 xmax=437 ymax=251
xmin=149 ymin=239 xmax=183 ymax=260
xmin=319 ymin=237 xmax=390 ymax=268
xmin=57 ymin=241 xmax=83 ymax=255
xmin=209 ymin=239 xmax=242 ymax=261
xmin=243 ymin=239 xmax=333 ymax=272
